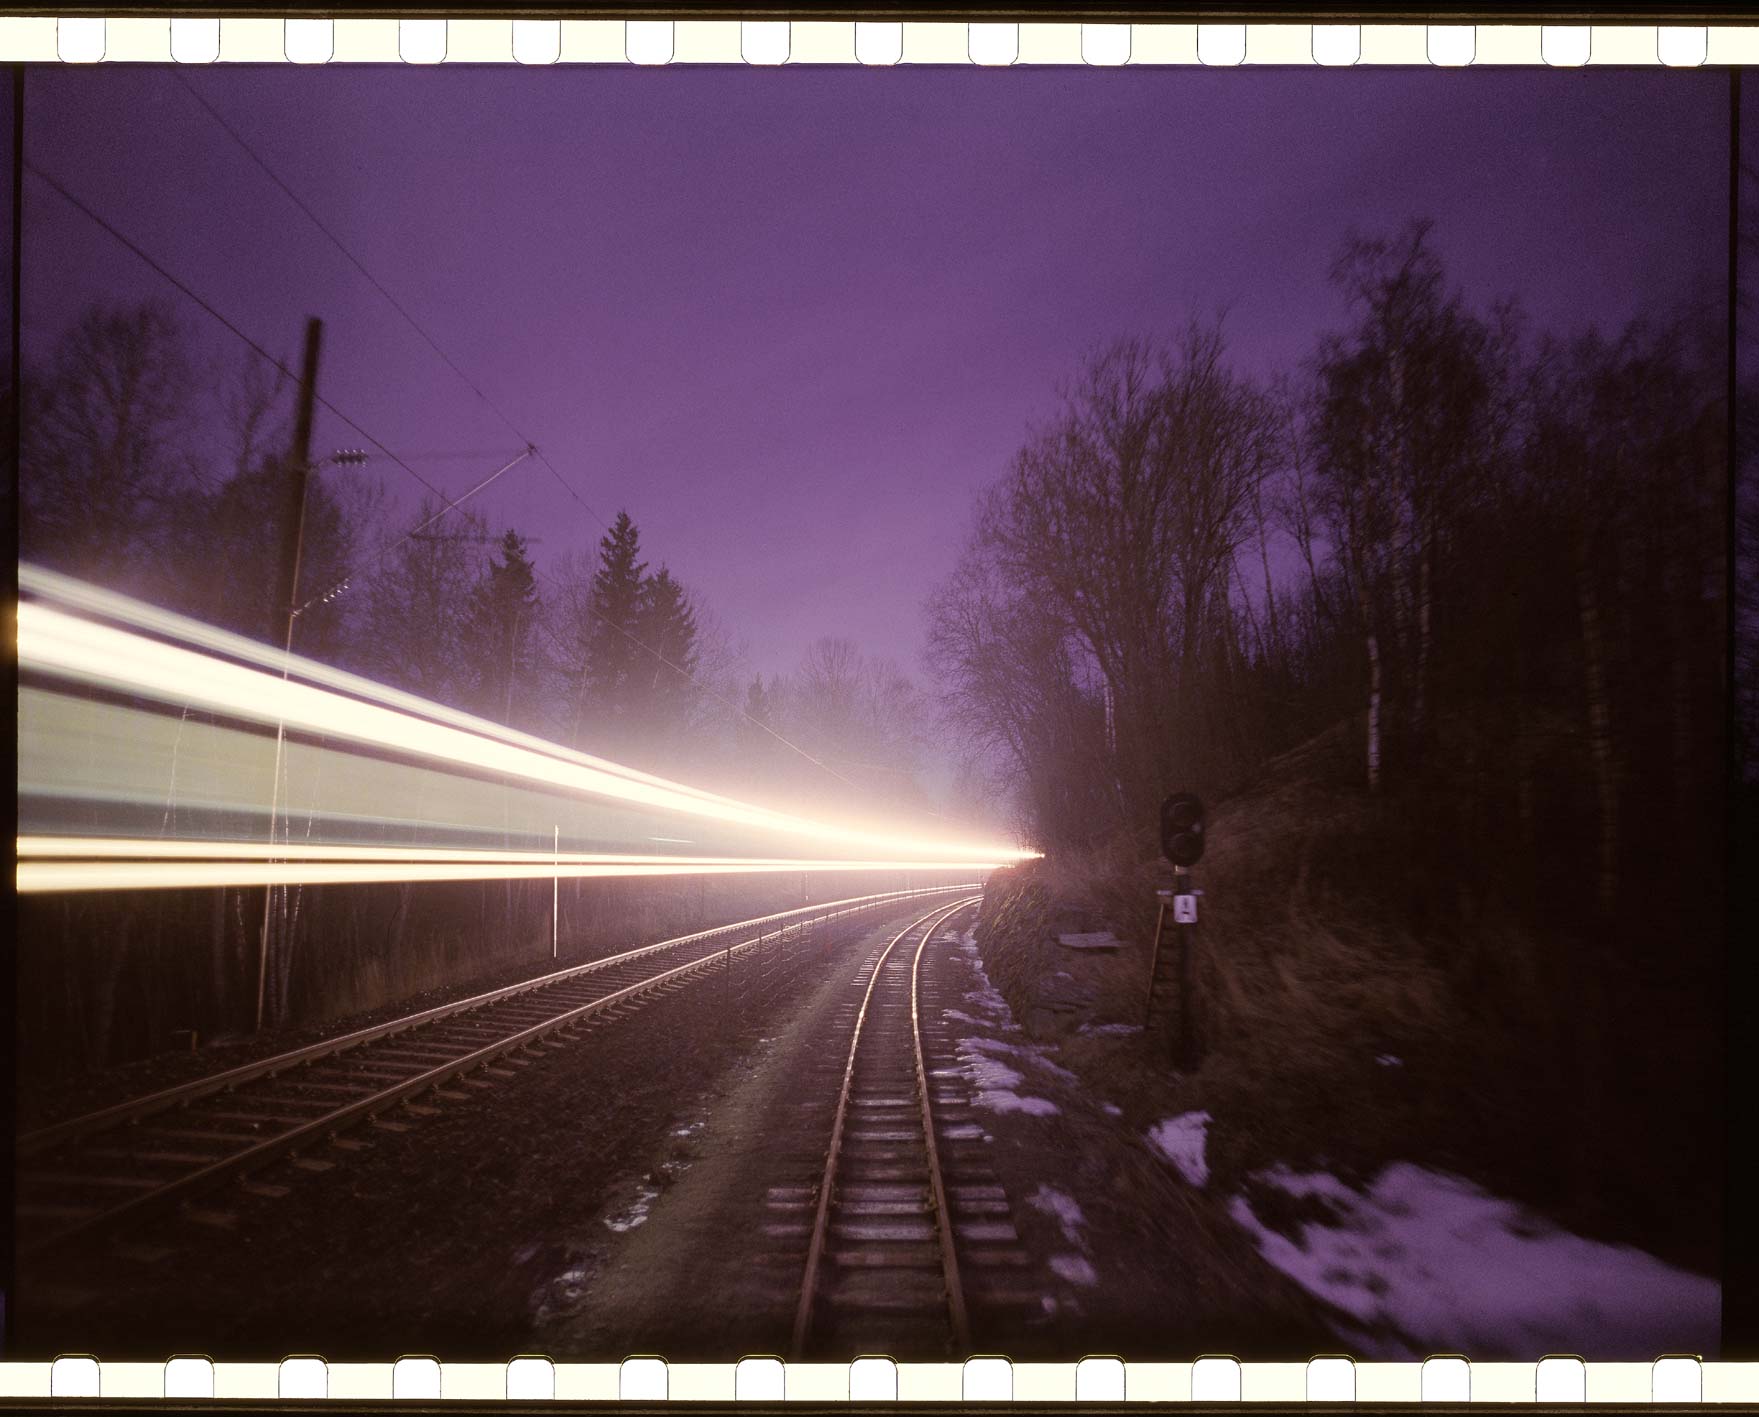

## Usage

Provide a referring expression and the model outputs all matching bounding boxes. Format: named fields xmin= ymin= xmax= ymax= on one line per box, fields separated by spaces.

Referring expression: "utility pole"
xmin=255 ymin=317 xmax=323 ymax=1034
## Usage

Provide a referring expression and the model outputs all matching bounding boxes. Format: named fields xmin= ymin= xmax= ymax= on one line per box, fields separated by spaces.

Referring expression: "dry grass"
xmin=975 ymin=718 xmax=1721 ymax=1275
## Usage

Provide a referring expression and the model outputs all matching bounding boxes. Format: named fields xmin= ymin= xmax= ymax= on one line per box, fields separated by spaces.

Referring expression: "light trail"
xmin=16 ymin=567 xmax=1039 ymax=892
xmin=21 ymin=565 xmax=843 ymax=819
xmin=18 ymin=858 xmax=1011 ymax=894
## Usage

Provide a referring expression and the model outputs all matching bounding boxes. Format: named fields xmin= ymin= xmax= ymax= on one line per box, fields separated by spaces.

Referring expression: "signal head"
xmin=1159 ymin=792 xmax=1205 ymax=867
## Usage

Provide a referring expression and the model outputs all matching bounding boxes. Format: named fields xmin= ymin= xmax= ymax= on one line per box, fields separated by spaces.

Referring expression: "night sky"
xmin=24 ymin=64 xmax=1728 ymax=680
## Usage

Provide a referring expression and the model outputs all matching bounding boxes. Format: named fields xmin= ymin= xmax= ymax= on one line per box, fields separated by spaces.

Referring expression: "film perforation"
xmin=8 ymin=11 xmax=1750 ymax=1400
xmin=12 ymin=19 xmax=1759 ymax=67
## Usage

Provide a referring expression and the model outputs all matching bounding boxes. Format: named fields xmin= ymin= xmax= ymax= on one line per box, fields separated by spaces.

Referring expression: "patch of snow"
xmin=1102 ymin=1102 xmax=1123 ymax=1117
xmin=976 ymin=1089 xmax=1060 ymax=1116
xmin=1375 ymin=1054 xmax=1402 ymax=1068
xmin=942 ymin=933 xmax=1061 ymax=1118
xmin=1147 ymin=1111 xmax=1212 ymax=1187
xmin=603 ymin=1181 xmax=660 ymax=1234
xmin=963 ymin=983 xmax=1009 ymax=1016
xmin=1229 ymin=1163 xmax=1720 ymax=1360
xmin=957 ymin=1040 xmax=1024 ymax=1092
xmin=1028 ymin=1184 xmax=1087 ymax=1243
xmin=1050 ymin=1254 xmax=1099 ymax=1287
xmin=962 ymin=1035 xmax=1078 ymax=1082
xmin=1079 ymin=1022 xmax=1144 ymax=1036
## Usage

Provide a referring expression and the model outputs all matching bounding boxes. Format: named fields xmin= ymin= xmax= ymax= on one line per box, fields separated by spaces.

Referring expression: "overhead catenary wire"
xmin=295 ymin=446 xmax=537 ymax=619
xmin=25 ymin=165 xmax=539 ymax=649
xmin=29 ymin=154 xmax=881 ymax=817
xmin=23 ymin=162 xmax=452 ymax=512
xmin=146 ymin=84 xmax=898 ymax=809
xmin=171 ymin=72 xmax=610 ymax=534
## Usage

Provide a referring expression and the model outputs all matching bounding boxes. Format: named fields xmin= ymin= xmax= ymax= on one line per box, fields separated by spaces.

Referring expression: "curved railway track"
xmin=16 ymin=885 xmax=975 ymax=1258
xmin=789 ymin=897 xmax=1030 ymax=1359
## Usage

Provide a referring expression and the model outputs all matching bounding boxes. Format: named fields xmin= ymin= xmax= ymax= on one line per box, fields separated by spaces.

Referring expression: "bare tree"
xmin=22 ymin=300 xmax=206 ymax=595
xmin=359 ymin=496 xmax=490 ymax=705
xmin=1310 ymin=222 xmax=1507 ymax=788
xmin=926 ymin=514 xmax=1118 ymax=848
xmin=984 ymin=322 xmax=1277 ymax=821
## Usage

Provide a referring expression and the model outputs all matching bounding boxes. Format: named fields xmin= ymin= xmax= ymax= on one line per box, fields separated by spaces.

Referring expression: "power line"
xmin=24 ymin=161 xmax=448 ymax=510
xmin=160 ymin=85 xmax=877 ymax=805
xmin=31 ymin=153 xmax=852 ymax=805
xmin=172 ymin=72 xmax=608 ymax=533
xmin=296 ymin=447 xmax=536 ymax=619
xmin=27 ymin=163 xmax=542 ymax=639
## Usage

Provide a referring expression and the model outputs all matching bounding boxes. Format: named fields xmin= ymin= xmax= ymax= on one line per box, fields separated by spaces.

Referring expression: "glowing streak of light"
xmin=17 ymin=836 xmax=999 ymax=868
xmin=20 ymin=564 xmax=1036 ymax=856
xmin=17 ymin=859 xmax=997 ymax=894
xmin=16 ymin=591 xmax=1034 ymax=867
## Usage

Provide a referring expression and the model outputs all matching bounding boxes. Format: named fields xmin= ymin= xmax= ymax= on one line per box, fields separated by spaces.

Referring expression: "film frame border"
xmin=4 ymin=5 xmax=1751 ymax=1408
xmin=9 ymin=16 xmax=1759 ymax=64
xmin=4 ymin=1351 xmax=1755 ymax=1401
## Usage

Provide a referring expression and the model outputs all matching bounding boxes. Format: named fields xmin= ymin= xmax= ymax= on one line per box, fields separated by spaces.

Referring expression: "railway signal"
xmin=1147 ymin=791 xmax=1206 ymax=1069
xmin=1159 ymin=792 xmax=1205 ymax=867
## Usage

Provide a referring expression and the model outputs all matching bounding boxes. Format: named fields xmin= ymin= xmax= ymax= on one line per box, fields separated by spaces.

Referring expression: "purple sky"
xmin=25 ymin=64 xmax=1728 ymax=682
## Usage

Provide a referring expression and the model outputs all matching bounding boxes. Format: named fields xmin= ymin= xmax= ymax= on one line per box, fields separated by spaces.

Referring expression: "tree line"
xmin=19 ymin=299 xmax=935 ymax=815
xmin=928 ymin=219 xmax=1727 ymax=928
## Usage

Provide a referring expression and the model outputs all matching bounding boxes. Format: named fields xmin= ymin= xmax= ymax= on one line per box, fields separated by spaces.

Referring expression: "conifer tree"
xmin=634 ymin=565 xmax=700 ymax=745
xmin=576 ymin=510 xmax=647 ymax=747
xmin=461 ymin=528 xmax=540 ymax=727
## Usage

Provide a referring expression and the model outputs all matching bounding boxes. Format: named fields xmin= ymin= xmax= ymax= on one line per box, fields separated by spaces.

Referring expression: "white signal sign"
xmin=1173 ymin=894 xmax=1198 ymax=924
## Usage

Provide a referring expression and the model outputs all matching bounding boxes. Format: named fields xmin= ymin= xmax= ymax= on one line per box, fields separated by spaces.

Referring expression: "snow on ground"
xmin=954 ymin=930 xmax=1016 ymax=1025
xmin=952 ymin=1037 xmax=1061 ymax=1116
xmin=1050 ymin=1254 xmax=1099 ymax=1287
xmin=948 ymin=928 xmax=1061 ymax=1114
xmin=1027 ymin=1184 xmax=1087 ymax=1244
xmin=1078 ymin=1022 xmax=1143 ymax=1037
xmin=959 ymin=1043 xmax=1025 ymax=1094
xmin=603 ymin=1180 xmax=660 ymax=1234
xmin=1229 ymin=1162 xmax=1720 ymax=1359
xmin=1146 ymin=1111 xmax=1212 ymax=1187
xmin=963 ymin=1035 xmax=1078 ymax=1082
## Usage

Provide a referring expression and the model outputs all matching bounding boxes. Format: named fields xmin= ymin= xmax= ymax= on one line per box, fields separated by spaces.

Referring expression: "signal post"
xmin=1145 ymin=792 xmax=1205 ymax=1068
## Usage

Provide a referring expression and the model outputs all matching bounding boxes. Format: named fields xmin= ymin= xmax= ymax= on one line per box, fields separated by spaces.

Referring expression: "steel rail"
xmin=23 ymin=893 xmax=953 ymax=1258
xmin=789 ymin=895 xmax=980 ymax=1358
xmin=911 ymin=912 xmax=973 ymax=1352
xmin=20 ymin=885 xmax=975 ymax=1159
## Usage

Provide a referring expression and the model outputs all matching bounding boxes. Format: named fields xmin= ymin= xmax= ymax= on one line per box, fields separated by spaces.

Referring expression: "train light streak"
xmin=17 ymin=857 xmax=1003 ymax=894
xmin=22 ymin=565 xmax=847 ymax=817
xmin=16 ymin=567 xmax=1040 ymax=891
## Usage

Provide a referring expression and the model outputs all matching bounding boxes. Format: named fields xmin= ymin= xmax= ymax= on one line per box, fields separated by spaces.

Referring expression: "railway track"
xmin=787 ymin=897 xmax=1032 ymax=1359
xmin=15 ymin=885 xmax=975 ymax=1258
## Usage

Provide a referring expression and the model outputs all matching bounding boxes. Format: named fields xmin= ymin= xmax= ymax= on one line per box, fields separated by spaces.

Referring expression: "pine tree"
xmin=461 ymin=529 xmax=540 ymax=727
xmin=633 ymin=565 xmax=700 ymax=746
xmin=575 ymin=510 xmax=647 ymax=748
